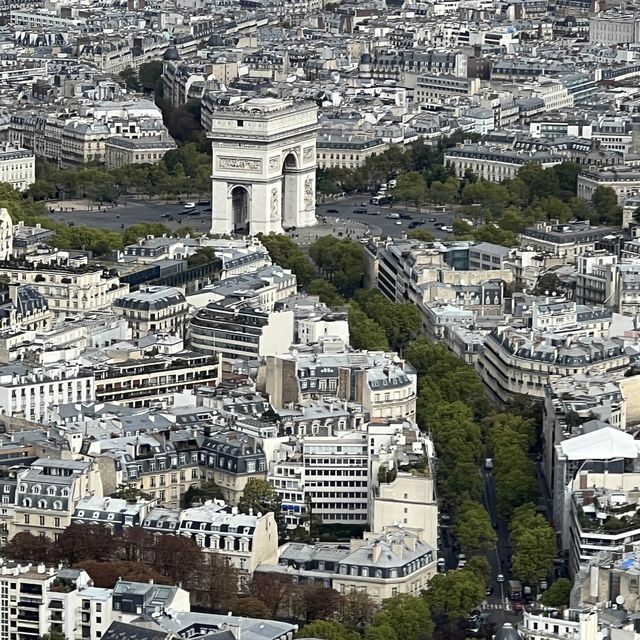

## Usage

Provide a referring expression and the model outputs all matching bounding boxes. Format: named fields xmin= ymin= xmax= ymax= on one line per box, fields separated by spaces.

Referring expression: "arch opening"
xmin=231 ymin=186 xmax=250 ymax=235
xmin=282 ymin=153 xmax=299 ymax=228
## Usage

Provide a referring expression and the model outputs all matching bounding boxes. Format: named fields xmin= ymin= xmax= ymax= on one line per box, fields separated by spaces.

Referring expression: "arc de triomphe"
xmin=208 ymin=98 xmax=318 ymax=236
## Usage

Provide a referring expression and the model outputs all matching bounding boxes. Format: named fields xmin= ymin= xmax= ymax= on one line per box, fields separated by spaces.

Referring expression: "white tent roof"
xmin=560 ymin=426 xmax=639 ymax=461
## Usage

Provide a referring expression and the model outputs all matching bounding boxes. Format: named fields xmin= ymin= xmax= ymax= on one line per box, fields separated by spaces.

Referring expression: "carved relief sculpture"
xmin=270 ymin=187 xmax=279 ymax=219
xmin=304 ymin=176 xmax=314 ymax=209
xmin=218 ymin=157 xmax=261 ymax=171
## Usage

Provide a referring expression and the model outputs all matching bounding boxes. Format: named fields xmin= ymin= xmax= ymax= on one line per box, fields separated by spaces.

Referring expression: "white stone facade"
xmin=209 ymin=98 xmax=318 ymax=236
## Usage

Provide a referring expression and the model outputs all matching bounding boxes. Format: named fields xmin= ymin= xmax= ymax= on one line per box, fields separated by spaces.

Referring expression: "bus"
xmin=370 ymin=195 xmax=394 ymax=206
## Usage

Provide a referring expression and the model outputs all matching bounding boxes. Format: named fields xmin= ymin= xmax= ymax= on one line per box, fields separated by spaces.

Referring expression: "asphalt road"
xmin=48 ymin=199 xmax=211 ymax=233
xmin=482 ymin=466 xmax=523 ymax=629
xmin=47 ymin=195 xmax=456 ymax=240
xmin=316 ymin=195 xmax=456 ymax=239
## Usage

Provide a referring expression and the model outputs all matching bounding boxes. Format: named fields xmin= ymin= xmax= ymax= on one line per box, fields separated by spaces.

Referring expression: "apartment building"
xmin=520 ymin=221 xmax=617 ymax=261
xmin=589 ymin=11 xmax=640 ymax=44
xmin=105 ymin=136 xmax=176 ymax=169
xmin=9 ymin=8 xmax=85 ymax=28
xmin=0 ymin=262 xmax=128 ymax=317
xmin=146 ymin=501 xmax=278 ymax=586
xmin=199 ymin=432 xmax=267 ymax=505
xmin=414 ymin=74 xmax=480 ymax=102
xmin=445 ymin=143 xmax=563 ymax=181
xmin=92 ymin=433 xmax=202 ymax=509
xmin=468 ymin=242 xmax=511 ymax=270
xmin=316 ymin=133 xmax=387 ymax=170
xmin=92 ymin=352 xmax=220 ymax=408
xmin=72 ymin=496 xmax=157 ymax=531
xmin=271 ymin=406 xmax=432 ymax=530
xmin=520 ymin=608 xmax=598 ymax=640
xmin=371 ymin=472 xmax=438 ymax=550
xmin=11 ymin=459 xmax=103 ymax=541
xmin=541 ymin=371 xmax=635 ymax=494
xmin=0 ymin=563 xmax=103 ymax=640
xmin=477 ymin=302 xmax=631 ymax=403
xmin=122 ymin=236 xmax=201 ymax=264
xmin=263 ymin=345 xmax=417 ymax=421
xmin=113 ymin=287 xmax=188 ymax=339
xmin=577 ymin=168 xmax=640 ymax=205
xmin=0 ymin=146 xmax=34 ymax=192
xmin=265 ymin=527 xmax=436 ymax=601
xmin=89 ymin=429 xmax=265 ymax=507
xmin=189 ymin=304 xmax=294 ymax=362
xmin=0 ymin=362 xmax=94 ymax=423
xmin=553 ymin=425 xmax=640 ymax=574
xmin=111 ymin=580 xmax=190 ymax=624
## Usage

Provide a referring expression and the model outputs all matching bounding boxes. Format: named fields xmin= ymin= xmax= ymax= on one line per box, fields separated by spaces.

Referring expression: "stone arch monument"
xmin=208 ymin=98 xmax=318 ymax=236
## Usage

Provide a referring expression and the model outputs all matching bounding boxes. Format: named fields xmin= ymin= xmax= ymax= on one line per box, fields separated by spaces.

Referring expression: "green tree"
xmin=306 ymin=279 xmax=344 ymax=307
xmin=27 ymin=179 xmax=57 ymax=201
xmin=510 ymin=505 xmax=555 ymax=585
xmin=465 ymin=555 xmax=491 ymax=584
xmin=259 ymin=234 xmax=315 ymax=287
xmin=540 ymin=579 xmax=573 ymax=608
xmin=138 ymin=61 xmax=164 ymax=91
xmin=512 ymin=526 xmax=555 ymax=586
xmin=111 ymin=483 xmax=151 ymax=501
xmin=39 ymin=633 xmax=67 ymax=640
xmin=518 ymin=164 xmax=559 ymax=204
xmin=353 ymin=290 xmax=421 ymax=350
xmin=118 ymin=67 xmax=140 ymax=91
xmin=461 ymin=181 xmax=510 ymax=213
xmin=238 ymin=478 xmax=284 ymax=535
xmin=568 ymin=197 xmax=596 ymax=222
xmin=310 ymin=237 xmax=364 ymax=296
xmin=407 ymin=229 xmax=434 ymax=242
xmin=348 ymin=304 xmax=389 ymax=351
xmin=424 ymin=569 xmax=485 ymax=622
xmin=365 ymin=594 xmax=433 ymax=640
xmin=226 ymin=596 xmax=272 ymax=619
xmin=533 ymin=272 xmax=567 ymax=296
xmin=182 ymin=480 xmax=224 ymax=507
xmin=592 ymin=186 xmax=622 ymax=225
xmin=453 ymin=501 xmax=497 ymax=556
xmin=393 ymin=172 xmax=429 ymax=212
xmin=298 ymin=621 xmax=359 ymax=640
xmin=551 ymin=162 xmax=581 ymax=200
xmin=123 ymin=223 xmax=171 ymax=246
xmin=429 ymin=177 xmax=458 ymax=205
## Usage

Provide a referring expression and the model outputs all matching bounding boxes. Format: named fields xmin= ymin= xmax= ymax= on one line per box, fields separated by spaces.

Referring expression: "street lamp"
xmin=497 ymin=573 xmax=505 ymax=603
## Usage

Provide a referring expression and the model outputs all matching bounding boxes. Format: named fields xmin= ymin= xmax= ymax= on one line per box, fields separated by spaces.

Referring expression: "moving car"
xmin=183 ymin=202 xmax=196 ymax=209
xmin=386 ymin=213 xmax=400 ymax=219
xmin=399 ymin=213 xmax=412 ymax=220
xmin=327 ymin=208 xmax=338 ymax=214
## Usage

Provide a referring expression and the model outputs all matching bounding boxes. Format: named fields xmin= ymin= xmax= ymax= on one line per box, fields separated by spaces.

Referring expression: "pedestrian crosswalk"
xmin=481 ymin=603 xmax=512 ymax=610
